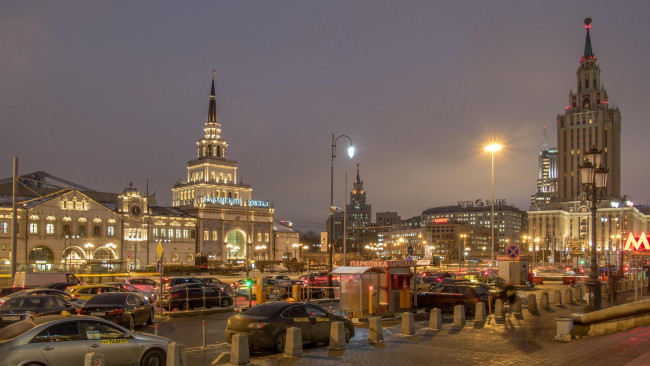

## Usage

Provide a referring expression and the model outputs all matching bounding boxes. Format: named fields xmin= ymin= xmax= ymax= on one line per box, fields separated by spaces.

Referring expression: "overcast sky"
xmin=2 ymin=1 xmax=649 ymax=232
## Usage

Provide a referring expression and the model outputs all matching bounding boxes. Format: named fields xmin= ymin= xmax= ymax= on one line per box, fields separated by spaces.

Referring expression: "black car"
xmin=226 ymin=302 xmax=354 ymax=352
xmin=0 ymin=288 xmax=85 ymax=308
xmin=415 ymin=283 xmax=490 ymax=314
xmin=44 ymin=282 xmax=78 ymax=291
xmin=159 ymin=283 xmax=232 ymax=311
xmin=0 ymin=295 xmax=75 ymax=328
xmin=77 ymin=292 xmax=154 ymax=331
xmin=158 ymin=277 xmax=210 ymax=293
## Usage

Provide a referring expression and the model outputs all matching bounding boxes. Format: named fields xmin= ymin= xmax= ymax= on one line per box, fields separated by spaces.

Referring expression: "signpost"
xmin=506 ymin=244 xmax=520 ymax=259
xmin=157 ymin=241 xmax=163 ymax=316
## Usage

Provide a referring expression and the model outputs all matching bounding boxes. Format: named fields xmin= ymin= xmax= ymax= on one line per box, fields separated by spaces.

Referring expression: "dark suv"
xmin=415 ymin=283 xmax=490 ymax=314
xmin=158 ymin=283 xmax=232 ymax=310
xmin=158 ymin=277 xmax=208 ymax=292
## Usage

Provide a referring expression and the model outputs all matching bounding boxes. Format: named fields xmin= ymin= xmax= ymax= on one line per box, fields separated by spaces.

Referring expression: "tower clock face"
xmin=130 ymin=205 xmax=142 ymax=217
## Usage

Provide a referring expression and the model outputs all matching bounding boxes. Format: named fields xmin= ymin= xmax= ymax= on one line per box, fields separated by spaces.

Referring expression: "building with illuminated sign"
xmin=171 ymin=72 xmax=274 ymax=263
xmin=405 ymin=201 xmax=527 ymax=256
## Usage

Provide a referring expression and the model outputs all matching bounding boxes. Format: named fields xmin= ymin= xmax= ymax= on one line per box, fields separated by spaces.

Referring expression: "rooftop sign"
xmin=202 ymin=196 xmax=269 ymax=208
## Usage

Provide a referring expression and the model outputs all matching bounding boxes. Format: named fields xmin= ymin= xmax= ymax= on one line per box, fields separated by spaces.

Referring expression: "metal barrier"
xmin=159 ymin=287 xmax=233 ymax=311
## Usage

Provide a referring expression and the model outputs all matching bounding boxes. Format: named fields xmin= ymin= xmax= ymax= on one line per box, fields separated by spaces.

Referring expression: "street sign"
xmin=156 ymin=241 xmax=163 ymax=260
xmin=156 ymin=260 xmax=163 ymax=274
xmin=407 ymin=246 xmax=413 ymax=255
xmin=506 ymin=244 xmax=520 ymax=258
xmin=406 ymin=255 xmax=412 ymax=261
xmin=126 ymin=250 xmax=131 ymax=259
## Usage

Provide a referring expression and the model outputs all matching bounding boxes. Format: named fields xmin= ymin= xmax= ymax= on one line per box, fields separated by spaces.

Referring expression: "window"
xmin=191 ymin=230 xmax=196 ymax=239
xmin=46 ymin=223 xmax=55 ymax=235
xmin=171 ymin=253 xmax=179 ymax=262
xmin=0 ymin=222 xmax=6 ymax=234
xmin=257 ymin=233 xmax=262 ymax=242
xmin=107 ymin=226 xmax=115 ymax=236
xmin=93 ymin=226 xmax=101 ymax=237
xmin=212 ymin=231 xmax=217 ymax=241
xmin=176 ymin=229 xmax=181 ymax=238
xmin=183 ymin=229 xmax=189 ymax=239
xmin=31 ymin=322 xmax=82 ymax=343
xmin=281 ymin=306 xmax=309 ymax=319
xmin=80 ymin=321 xmax=128 ymax=340
xmin=265 ymin=233 xmax=269 ymax=243
xmin=29 ymin=223 xmax=38 ymax=234
xmin=168 ymin=229 xmax=174 ymax=238
xmin=204 ymin=230 xmax=209 ymax=240
xmin=78 ymin=225 xmax=86 ymax=236
xmin=153 ymin=228 xmax=158 ymax=238
xmin=186 ymin=253 xmax=194 ymax=261
xmin=305 ymin=306 xmax=328 ymax=317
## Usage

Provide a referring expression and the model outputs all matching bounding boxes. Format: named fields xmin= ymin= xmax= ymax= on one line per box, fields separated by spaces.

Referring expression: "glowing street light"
xmin=484 ymin=142 xmax=502 ymax=267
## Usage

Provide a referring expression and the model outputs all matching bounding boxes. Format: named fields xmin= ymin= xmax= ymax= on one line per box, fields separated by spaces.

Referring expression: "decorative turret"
xmin=581 ymin=17 xmax=596 ymax=63
xmin=196 ymin=71 xmax=228 ymax=160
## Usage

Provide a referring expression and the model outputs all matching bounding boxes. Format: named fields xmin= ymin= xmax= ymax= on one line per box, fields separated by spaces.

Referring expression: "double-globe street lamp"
xmin=580 ymin=146 xmax=608 ymax=311
xmin=328 ymin=134 xmax=355 ymax=292
xmin=484 ymin=143 xmax=502 ymax=266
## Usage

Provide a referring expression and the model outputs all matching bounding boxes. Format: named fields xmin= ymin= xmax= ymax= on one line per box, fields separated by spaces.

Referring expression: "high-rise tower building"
xmin=531 ymin=127 xmax=558 ymax=207
xmin=557 ymin=18 xmax=621 ymax=201
xmin=348 ymin=164 xmax=372 ymax=229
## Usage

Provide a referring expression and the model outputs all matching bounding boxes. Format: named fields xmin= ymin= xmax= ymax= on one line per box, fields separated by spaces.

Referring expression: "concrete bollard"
xmin=167 ymin=342 xmax=187 ymax=366
xmin=401 ymin=312 xmax=415 ymax=336
xmin=474 ymin=302 xmax=486 ymax=322
xmin=528 ymin=294 xmax=538 ymax=313
xmin=494 ymin=299 xmax=504 ymax=319
xmin=554 ymin=290 xmax=562 ymax=305
xmin=368 ymin=317 xmax=384 ymax=343
xmin=84 ymin=352 xmax=105 ymax=366
xmin=555 ymin=317 xmax=573 ymax=342
xmin=540 ymin=292 xmax=550 ymax=308
xmin=285 ymin=327 xmax=303 ymax=357
xmin=230 ymin=334 xmax=250 ymax=365
xmin=564 ymin=288 xmax=573 ymax=304
xmin=429 ymin=308 xmax=442 ymax=330
xmin=330 ymin=321 xmax=347 ymax=349
xmin=512 ymin=298 xmax=522 ymax=315
xmin=453 ymin=305 xmax=466 ymax=327
xmin=579 ymin=286 xmax=585 ymax=299
xmin=154 ymin=323 xmax=159 ymax=336
xmin=571 ymin=287 xmax=581 ymax=301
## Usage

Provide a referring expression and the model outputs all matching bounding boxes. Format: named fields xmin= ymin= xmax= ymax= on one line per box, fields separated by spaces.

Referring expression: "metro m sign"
xmin=624 ymin=232 xmax=650 ymax=252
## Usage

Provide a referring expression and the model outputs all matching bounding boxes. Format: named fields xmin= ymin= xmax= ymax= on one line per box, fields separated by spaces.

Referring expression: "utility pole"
xmin=11 ymin=158 xmax=18 ymax=285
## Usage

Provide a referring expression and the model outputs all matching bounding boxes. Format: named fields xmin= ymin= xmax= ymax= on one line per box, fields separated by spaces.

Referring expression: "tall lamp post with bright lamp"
xmin=580 ymin=146 xmax=608 ymax=311
xmin=484 ymin=143 xmax=502 ymax=267
xmin=328 ymin=134 xmax=355 ymax=294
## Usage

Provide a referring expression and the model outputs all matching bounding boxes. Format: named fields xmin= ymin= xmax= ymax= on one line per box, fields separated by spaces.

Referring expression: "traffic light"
xmin=245 ymin=278 xmax=253 ymax=287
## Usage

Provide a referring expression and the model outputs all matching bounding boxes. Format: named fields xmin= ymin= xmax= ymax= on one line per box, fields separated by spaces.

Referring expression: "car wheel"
xmin=345 ymin=326 xmax=352 ymax=343
xmin=146 ymin=310 xmax=154 ymax=325
xmin=274 ymin=331 xmax=286 ymax=353
xmin=128 ymin=315 xmax=136 ymax=331
xmin=180 ymin=301 xmax=191 ymax=311
xmin=140 ymin=349 xmax=165 ymax=366
xmin=221 ymin=298 xmax=232 ymax=307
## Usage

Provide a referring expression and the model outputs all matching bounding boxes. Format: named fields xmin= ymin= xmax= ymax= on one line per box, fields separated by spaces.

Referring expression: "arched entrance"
xmin=28 ymin=246 xmax=54 ymax=271
xmin=225 ymin=229 xmax=247 ymax=262
xmin=93 ymin=246 xmax=117 ymax=269
xmin=61 ymin=246 xmax=86 ymax=271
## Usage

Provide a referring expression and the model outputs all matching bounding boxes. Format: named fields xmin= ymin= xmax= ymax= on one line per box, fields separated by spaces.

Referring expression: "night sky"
xmin=2 ymin=1 xmax=649 ymax=232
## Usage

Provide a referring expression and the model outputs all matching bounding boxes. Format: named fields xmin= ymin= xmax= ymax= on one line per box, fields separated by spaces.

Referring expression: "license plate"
xmin=2 ymin=316 xmax=20 ymax=321
xmin=90 ymin=312 xmax=106 ymax=316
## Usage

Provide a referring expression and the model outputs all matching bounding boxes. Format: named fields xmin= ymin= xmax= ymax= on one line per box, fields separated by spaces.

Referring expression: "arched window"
xmin=208 ymin=145 xmax=213 ymax=156
xmin=582 ymin=97 xmax=590 ymax=109
xmin=28 ymin=246 xmax=54 ymax=263
xmin=171 ymin=253 xmax=179 ymax=262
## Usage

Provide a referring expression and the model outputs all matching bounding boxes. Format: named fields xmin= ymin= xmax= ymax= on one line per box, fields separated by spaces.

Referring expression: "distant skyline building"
xmin=376 ymin=212 xmax=401 ymax=228
xmin=531 ymin=127 xmax=558 ymax=208
xmin=557 ymin=17 xmax=621 ymax=202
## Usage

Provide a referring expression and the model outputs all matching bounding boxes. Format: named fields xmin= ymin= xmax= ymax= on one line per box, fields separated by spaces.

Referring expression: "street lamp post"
xmin=459 ymin=234 xmax=467 ymax=270
xmin=580 ymin=146 xmax=609 ymax=311
xmin=84 ymin=243 xmax=94 ymax=268
xmin=106 ymin=243 xmax=116 ymax=270
xmin=292 ymin=243 xmax=301 ymax=260
xmin=329 ymin=134 xmax=355 ymax=295
xmin=484 ymin=143 xmax=502 ymax=266
xmin=533 ymin=237 xmax=540 ymax=268
xmin=226 ymin=244 xmax=232 ymax=262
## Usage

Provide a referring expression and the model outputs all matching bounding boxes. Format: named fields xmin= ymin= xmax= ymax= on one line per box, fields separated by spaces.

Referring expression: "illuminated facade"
xmin=172 ymin=72 xmax=274 ymax=262
xmin=531 ymin=127 xmax=558 ymax=208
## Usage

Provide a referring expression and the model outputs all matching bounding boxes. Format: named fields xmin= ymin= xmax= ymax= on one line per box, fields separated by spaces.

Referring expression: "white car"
xmin=119 ymin=277 xmax=158 ymax=293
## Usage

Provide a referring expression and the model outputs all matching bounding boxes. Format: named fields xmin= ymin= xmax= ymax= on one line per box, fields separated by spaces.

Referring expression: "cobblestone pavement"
xmin=186 ymin=289 xmax=650 ymax=365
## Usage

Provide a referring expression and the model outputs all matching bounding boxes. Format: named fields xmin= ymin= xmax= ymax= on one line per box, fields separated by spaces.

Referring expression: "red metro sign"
xmin=623 ymin=232 xmax=650 ymax=252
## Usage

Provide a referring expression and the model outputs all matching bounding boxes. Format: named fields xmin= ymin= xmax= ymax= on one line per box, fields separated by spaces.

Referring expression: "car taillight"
xmin=472 ymin=298 xmax=480 ymax=302
xmin=77 ymin=309 xmax=89 ymax=315
xmin=108 ymin=309 xmax=123 ymax=316
xmin=247 ymin=322 xmax=267 ymax=329
xmin=171 ymin=293 xmax=180 ymax=298
xmin=28 ymin=311 xmax=42 ymax=317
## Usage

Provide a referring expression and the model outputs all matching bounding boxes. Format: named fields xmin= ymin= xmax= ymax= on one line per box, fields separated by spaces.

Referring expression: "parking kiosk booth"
xmin=332 ymin=266 xmax=383 ymax=317
xmin=348 ymin=260 xmax=414 ymax=314
xmin=497 ymin=255 xmax=530 ymax=285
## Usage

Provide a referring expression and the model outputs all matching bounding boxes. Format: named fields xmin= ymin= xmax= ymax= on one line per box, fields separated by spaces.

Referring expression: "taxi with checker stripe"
xmin=225 ymin=301 xmax=354 ymax=353
xmin=0 ymin=314 xmax=170 ymax=366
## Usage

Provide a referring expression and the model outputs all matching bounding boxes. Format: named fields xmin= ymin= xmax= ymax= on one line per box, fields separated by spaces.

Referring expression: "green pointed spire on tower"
xmin=581 ymin=17 xmax=596 ymax=62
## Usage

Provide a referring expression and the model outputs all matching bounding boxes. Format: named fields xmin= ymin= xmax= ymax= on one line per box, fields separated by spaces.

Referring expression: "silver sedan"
xmin=0 ymin=314 xmax=170 ymax=366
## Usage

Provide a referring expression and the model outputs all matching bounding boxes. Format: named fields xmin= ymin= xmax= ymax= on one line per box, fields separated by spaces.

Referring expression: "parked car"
xmin=65 ymin=285 xmax=126 ymax=301
xmin=0 ymin=314 xmax=170 ymax=366
xmin=265 ymin=275 xmax=292 ymax=284
xmin=200 ymin=277 xmax=230 ymax=291
xmin=119 ymin=277 xmax=158 ymax=293
xmin=0 ymin=295 xmax=75 ymax=328
xmin=415 ymin=283 xmax=490 ymax=314
xmin=0 ymin=288 xmax=85 ymax=308
xmin=156 ymin=277 xmax=208 ymax=293
xmin=271 ymin=280 xmax=325 ymax=300
xmin=298 ymin=272 xmax=339 ymax=287
xmin=226 ymin=302 xmax=354 ymax=352
xmin=12 ymin=272 xmax=81 ymax=288
xmin=77 ymin=292 xmax=154 ymax=331
xmin=105 ymin=282 xmax=157 ymax=303
xmin=43 ymin=282 xmax=78 ymax=291
xmin=158 ymin=283 xmax=232 ymax=311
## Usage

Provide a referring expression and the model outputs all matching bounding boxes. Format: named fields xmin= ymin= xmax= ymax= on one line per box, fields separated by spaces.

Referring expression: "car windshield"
xmin=86 ymin=295 xmax=125 ymax=305
xmin=2 ymin=297 xmax=43 ymax=309
xmin=0 ymin=321 xmax=36 ymax=341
